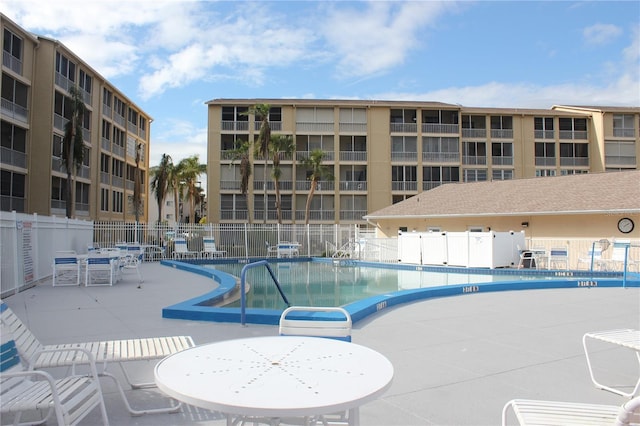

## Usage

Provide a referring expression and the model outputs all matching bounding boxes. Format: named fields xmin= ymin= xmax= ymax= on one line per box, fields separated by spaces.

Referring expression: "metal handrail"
xmin=240 ymin=260 xmax=290 ymax=325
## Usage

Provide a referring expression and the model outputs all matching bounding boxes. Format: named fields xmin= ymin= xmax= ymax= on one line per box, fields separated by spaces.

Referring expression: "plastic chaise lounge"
xmin=1 ymin=322 xmax=109 ymax=426
xmin=0 ymin=300 xmax=195 ymax=416
xmin=502 ymin=395 xmax=640 ymax=425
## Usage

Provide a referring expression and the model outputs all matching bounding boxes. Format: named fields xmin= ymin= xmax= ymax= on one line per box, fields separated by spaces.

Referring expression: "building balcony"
xmin=295 ymin=122 xmax=335 ymax=133
xmin=559 ymin=130 xmax=588 ymax=140
xmin=390 ymin=123 xmax=417 ymax=133
xmin=535 ymin=157 xmax=556 ymax=167
xmin=340 ymin=210 xmax=367 ymax=221
xmin=295 ymin=180 xmax=335 ymax=191
xmin=3 ymin=51 xmax=22 ymax=75
xmin=295 ymin=210 xmax=335 ymax=221
xmin=391 ymin=152 xmax=418 ymax=162
xmin=339 ymin=123 xmax=367 ymax=133
xmin=534 ymin=130 xmax=555 ymax=140
xmin=422 ymin=123 xmax=459 ymax=134
xmin=491 ymin=129 xmax=513 ymax=139
xmin=1 ymin=147 xmax=27 ymax=169
xmin=339 ymin=151 xmax=367 ymax=162
xmin=462 ymin=155 xmax=487 ymax=165
xmin=1 ymin=98 xmax=28 ymax=123
xmin=605 ymin=155 xmax=636 ymax=167
xmin=222 ymin=121 xmax=249 ymax=132
xmin=422 ymin=152 xmax=460 ymax=163
xmin=338 ymin=181 xmax=367 ymax=191
xmin=254 ymin=121 xmax=282 ymax=131
xmin=613 ymin=129 xmax=635 ymax=138
xmin=462 ymin=128 xmax=487 ymax=138
xmin=296 ymin=151 xmax=334 ymax=161
xmin=492 ymin=156 xmax=513 ymax=166
xmin=392 ymin=181 xmax=417 ymax=191
xmin=559 ymin=157 xmax=589 ymax=167
xmin=220 ymin=210 xmax=248 ymax=221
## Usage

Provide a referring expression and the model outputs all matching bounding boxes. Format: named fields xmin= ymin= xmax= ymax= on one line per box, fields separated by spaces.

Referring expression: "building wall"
xmin=206 ymin=100 xmax=639 ymax=226
xmin=1 ymin=14 xmax=152 ymax=221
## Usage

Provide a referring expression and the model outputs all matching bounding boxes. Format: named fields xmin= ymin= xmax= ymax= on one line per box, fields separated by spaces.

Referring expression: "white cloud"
xmin=583 ymin=23 xmax=622 ymax=46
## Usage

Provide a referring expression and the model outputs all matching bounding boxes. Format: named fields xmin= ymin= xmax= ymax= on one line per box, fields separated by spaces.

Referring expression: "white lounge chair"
xmin=608 ymin=239 xmax=632 ymax=271
xmin=0 ymin=300 xmax=195 ymax=416
xmin=0 ymin=323 xmax=109 ymax=426
xmin=583 ymin=329 xmax=640 ymax=398
xmin=502 ymin=395 xmax=640 ymax=426
xmin=577 ymin=244 xmax=606 ymax=271
xmin=173 ymin=237 xmax=198 ymax=259
xmin=201 ymin=237 xmax=226 ymax=258
xmin=120 ymin=245 xmax=144 ymax=282
xmin=279 ymin=306 xmax=352 ymax=342
xmin=266 ymin=241 xmax=278 ymax=257
xmin=52 ymin=252 xmax=81 ymax=286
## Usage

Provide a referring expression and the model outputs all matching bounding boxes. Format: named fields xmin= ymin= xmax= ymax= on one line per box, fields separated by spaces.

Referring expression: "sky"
xmin=3 ymin=0 xmax=639 ymax=170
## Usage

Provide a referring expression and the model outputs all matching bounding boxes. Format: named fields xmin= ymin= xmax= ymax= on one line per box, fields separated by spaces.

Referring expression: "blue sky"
xmin=3 ymin=1 xmax=639 ymax=169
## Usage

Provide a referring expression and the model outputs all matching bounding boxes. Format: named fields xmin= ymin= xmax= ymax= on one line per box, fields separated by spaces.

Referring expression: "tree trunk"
xmin=304 ymin=179 xmax=317 ymax=225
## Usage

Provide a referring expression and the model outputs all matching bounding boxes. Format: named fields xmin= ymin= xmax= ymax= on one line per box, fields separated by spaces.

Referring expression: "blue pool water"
xmin=161 ymin=258 xmax=638 ymax=325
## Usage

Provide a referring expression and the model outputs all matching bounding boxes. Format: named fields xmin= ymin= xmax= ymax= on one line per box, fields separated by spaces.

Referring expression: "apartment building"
xmin=1 ymin=14 xmax=151 ymax=221
xmin=206 ymin=99 xmax=639 ymax=225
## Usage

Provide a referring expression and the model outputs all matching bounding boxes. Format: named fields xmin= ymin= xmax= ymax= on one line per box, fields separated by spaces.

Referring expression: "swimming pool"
xmin=161 ymin=258 xmax=639 ymax=325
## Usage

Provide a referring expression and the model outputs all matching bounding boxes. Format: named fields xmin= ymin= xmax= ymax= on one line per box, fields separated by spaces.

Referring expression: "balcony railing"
xmin=53 ymin=114 xmax=67 ymax=131
xmin=1 ymin=98 xmax=28 ymax=123
xmin=103 ymin=104 xmax=112 ymax=118
xmin=220 ymin=180 xmax=241 ymax=190
xmin=295 ymin=210 xmax=335 ymax=221
xmin=613 ymin=129 xmax=635 ymax=138
xmin=491 ymin=129 xmax=513 ymax=139
xmin=535 ymin=157 xmax=556 ymax=167
xmin=339 ymin=181 xmax=367 ymax=191
xmin=559 ymin=130 xmax=588 ymax=140
xmin=51 ymin=157 xmax=63 ymax=172
xmin=3 ymin=51 xmax=22 ymax=74
xmin=1 ymin=147 xmax=27 ymax=168
xmin=391 ymin=152 xmax=418 ymax=162
xmin=54 ymin=73 xmax=73 ymax=91
xmin=339 ymin=151 xmax=367 ymax=162
xmin=390 ymin=123 xmax=417 ymax=133
xmin=78 ymin=165 xmax=90 ymax=179
xmin=128 ymin=121 xmax=138 ymax=134
xmin=1 ymin=195 xmax=25 ymax=213
xmin=605 ymin=155 xmax=637 ymax=166
xmin=295 ymin=122 xmax=335 ymax=132
xmin=296 ymin=151 xmax=334 ymax=161
xmin=100 ymin=172 xmax=110 ymax=184
xmin=534 ymin=130 xmax=555 ymax=139
xmin=114 ymin=114 xmax=125 ymax=127
xmin=422 ymin=152 xmax=460 ymax=163
xmin=422 ymin=181 xmax=443 ymax=191
xmin=112 ymin=176 xmax=124 ymax=188
xmin=340 ymin=210 xmax=368 ymax=221
xmin=295 ymin=181 xmax=335 ymax=191
xmin=112 ymin=144 xmax=125 ymax=158
xmin=339 ymin=123 xmax=367 ymax=133
xmin=462 ymin=128 xmax=487 ymax=138
xmin=221 ymin=121 xmax=249 ymax=131
xmin=254 ymin=121 xmax=282 ymax=131
xmin=491 ymin=156 xmax=513 ymax=166
xmin=462 ymin=155 xmax=487 ymax=165
xmin=422 ymin=123 xmax=459 ymax=134
xmin=220 ymin=210 xmax=248 ymax=220
xmin=81 ymin=89 xmax=91 ymax=105
xmin=102 ymin=137 xmax=111 ymax=151
xmin=392 ymin=181 xmax=417 ymax=191
xmin=560 ymin=157 xmax=589 ymax=167
xmin=82 ymin=128 xmax=91 ymax=142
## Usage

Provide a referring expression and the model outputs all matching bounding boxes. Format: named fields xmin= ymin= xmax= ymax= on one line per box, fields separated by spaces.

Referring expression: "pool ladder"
xmin=240 ymin=260 xmax=290 ymax=326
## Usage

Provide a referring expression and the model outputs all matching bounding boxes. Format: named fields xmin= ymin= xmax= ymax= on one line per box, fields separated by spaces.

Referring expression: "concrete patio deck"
xmin=2 ymin=261 xmax=638 ymax=425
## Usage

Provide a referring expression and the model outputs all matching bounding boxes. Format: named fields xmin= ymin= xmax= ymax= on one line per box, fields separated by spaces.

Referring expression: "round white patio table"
xmin=154 ymin=335 xmax=394 ymax=425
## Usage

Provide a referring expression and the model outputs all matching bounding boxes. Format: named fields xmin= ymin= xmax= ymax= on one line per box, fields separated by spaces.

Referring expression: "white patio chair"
xmin=173 ymin=237 xmax=198 ymax=259
xmin=608 ymin=239 xmax=632 ymax=271
xmin=583 ymin=329 xmax=640 ymax=398
xmin=0 ymin=300 xmax=195 ymax=416
xmin=502 ymin=395 xmax=640 ymax=426
xmin=85 ymin=253 xmax=120 ymax=286
xmin=120 ymin=245 xmax=144 ymax=282
xmin=577 ymin=244 xmax=606 ymax=271
xmin=0 ymin=322 xmax=109 ymax=426
xmin=200 ymin=237 xmax=226 ymax=258
xmin=547 ymin=246 xmax=569 ymax=270
xmin=266 ymin=241 xmax=278 ymax=257
xmin=52 ymin=252 xmax=81 ymax=286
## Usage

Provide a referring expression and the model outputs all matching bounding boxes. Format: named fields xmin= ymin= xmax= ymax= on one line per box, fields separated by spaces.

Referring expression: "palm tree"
xmin=150 ymin=153 xmax=173 ymax=223
xmin=177 ymin=155 xmax=206 ymax=224
xmin=300 ymin=149 xmax=334 ymax=225
xmin=167 ymin=161 xmax=181 ymax=223
xmin=269 ymin=134 xmax=295 ymax=224
xmin=248 ymin=104 xmax=271 ymax=223
xmin=229 ymin=139 xmax=253 ymax=223
xmin=133 ymin=143 xmax=143 ymax=223
xmin=60 ymin=85 xmax=86 ymax=218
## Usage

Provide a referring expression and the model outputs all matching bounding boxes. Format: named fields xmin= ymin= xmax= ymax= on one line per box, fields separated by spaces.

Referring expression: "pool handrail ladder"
xmin=240 ymin=260 xmax=290 ymax=325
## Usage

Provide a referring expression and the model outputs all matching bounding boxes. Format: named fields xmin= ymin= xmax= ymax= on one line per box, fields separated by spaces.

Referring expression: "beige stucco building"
xmin=1 ymin=14 xmax=151 ymax=221
xmin=206 ymin=99 xmax=639 ymax=226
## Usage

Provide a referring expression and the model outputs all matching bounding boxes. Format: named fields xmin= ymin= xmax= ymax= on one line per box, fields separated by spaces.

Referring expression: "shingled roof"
xmin=364 ymin=170 xmax=640 ymax=219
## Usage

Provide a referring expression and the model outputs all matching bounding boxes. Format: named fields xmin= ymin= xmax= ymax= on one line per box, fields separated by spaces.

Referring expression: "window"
xmin=51 ymin=176 xmax=66 ymax=203
xmin=55 ymin=52 xmax=76 ymax=82
xmin=103 ymin=88 xmax=112 ymax=108
xmin=423 ymin=166 xmax=459 ymax=190
xmin=1 ymin=121 xmax=27 ymax=154
xmin=112 ymin=190 xmax=123 ymax=213
xmin=463 ymin=141 xmax=487 ymax=165
xmin=559 ymin=143 xmax=589 ymax=166
xmin=390 ymin=109 xmax=416 ymax=124
xmin=462 ymin=115 xmax=486 ymax=129
xmin=535 ymin=142 xmax=555 ymax=166
xmin=339 ymin=108 xmax=367 ymax=123
xmin=423 ymin=136 xmax=459 ymax=162
xmin=491 ymin=142 xmax=513 ymax=165
xmin=463 ymin=169 xmax=487 ymax=182
xmin=101 ymin=188 xmax=109 ymax=211
xmin=490 ymin=116 xmax=513 ymax=138
xmin=492 ymin=169 xmax=513 ymax=180
xmin=1 ymin=170 xmax=25 ymax=212
xmin=268 ymin=106 xmax=282 ymax=122
xmin=78 ymin=69 xmax=92 ymax=95
xmin=52 ymin=134 xmax=63 ymax=158
xmin=100 ymin=154 xmax=110 ymax=173
xmin=392 ymin=166 xmax=417 ymax=190
xmin=422 ymin=109 xmax=458 ymax=125
xmin=613 ymin=114 xmax=635 ymax=137
xmin=220 ymin=194 xmax=248 ymax=220
xmin=535 ymin=169 xmax=556 ymax=177
xmin=75 ymin=182 xmax=89 ymax=211
xmin=1 ymin=74 xmax=28 ymax=109
xmin=3 ymin=28 xmax=22 ymax=61
xmin=391 ymin=136 xmax=417 ymax=161
xmin=128 ymin=108 xmax=138 ymax=126
xmin=113 ymin=96 xmax=125 ymax=118
xmin=112 ymin=158 xmax=124 ymax=177
xmin=296 ymin=134 xmax=334 ymax=152
xmin=605 ymin=141 xmax=636 ymax=167
xmin=102 ymin=120 xmax=111 ymax=140
xmin=559 ymin=117 xmax=587 ymax=139
xmin=534 ymin=117 xmax=554 ymax=139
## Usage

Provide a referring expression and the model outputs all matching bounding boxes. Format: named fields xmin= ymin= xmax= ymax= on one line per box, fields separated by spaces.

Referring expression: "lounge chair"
xmin=120 ymin=245 xmax=144 ymax=282
xmin=173 ymin=237 xmax=198 ymax=259
xmin=0 ymin=300 xmax=195 ymax=416
xmin=547 ymin=246 xmax=569 ymax=270
xmin=608 ymin=239 xmax=632 ymax=271
xmin=200 ymin=237 xmax=226 ymax=258
xmin=577 ymin=244 xmax=606 ymax=271
xmin=502 ymin=395 xmax=640 ymax=425
xmin=266 ymin=241 xmax=278 ymax=257
xmin=1 ymin=323 xmax=109 ymax=425
xmin=85 ymin=252 xmax=120 ymax=286
xmin=583 ymin=329 xmax=640 ymax=398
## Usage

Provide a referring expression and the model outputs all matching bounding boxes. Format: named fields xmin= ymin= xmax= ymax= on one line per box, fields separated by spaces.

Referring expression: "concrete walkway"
xmin=2 ymin=261 xmax=638 ymax=425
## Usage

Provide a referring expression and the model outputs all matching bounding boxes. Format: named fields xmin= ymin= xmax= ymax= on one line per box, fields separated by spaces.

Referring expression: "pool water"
xmin=205 ymin=261 xmax=566 ymax=309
